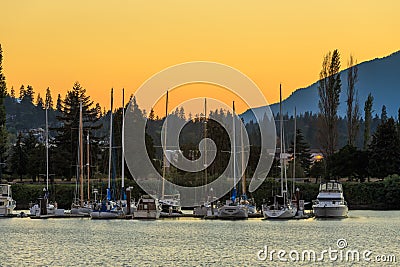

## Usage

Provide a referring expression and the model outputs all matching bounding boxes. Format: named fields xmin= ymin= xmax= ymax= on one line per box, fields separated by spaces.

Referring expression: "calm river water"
xmin=0 ymin=210 xmax=399 ymax=266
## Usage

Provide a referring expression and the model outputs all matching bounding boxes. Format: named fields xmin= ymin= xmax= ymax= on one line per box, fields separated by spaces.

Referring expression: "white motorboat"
xmin=313 ymin=181 xmax=348 ymax=218
xmin=134 ymin=195 xmax=161 ymax=219
xmin=0 ymin=184 xmax=16 ymax=216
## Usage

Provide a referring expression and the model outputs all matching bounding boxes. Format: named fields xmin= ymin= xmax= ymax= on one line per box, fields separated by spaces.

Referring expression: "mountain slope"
xmin=241 ymin=50 xmax=400 ymax=122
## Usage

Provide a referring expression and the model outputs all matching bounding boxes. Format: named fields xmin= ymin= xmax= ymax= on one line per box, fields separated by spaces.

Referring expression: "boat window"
xmin=0 ymin=201 xmax=4 ymax=206
xmin=333 ymin=183 xmax=338 ymax=189
xmin=338 ymin=184 xmax=342 ymax=191
xmin=327 ymin=183 xmax=333 ymax=190
xmin=321 ymin=184 xmax=326 ymax=191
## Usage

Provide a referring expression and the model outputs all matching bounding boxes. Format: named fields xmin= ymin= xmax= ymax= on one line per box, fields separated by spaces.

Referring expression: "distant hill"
xmin=241 ymin=50 xmax=400 ymax=122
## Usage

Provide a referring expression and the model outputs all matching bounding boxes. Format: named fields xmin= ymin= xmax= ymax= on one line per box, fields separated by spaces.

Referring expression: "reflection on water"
xmin=0 ymin=211 xmax=399 ymax=266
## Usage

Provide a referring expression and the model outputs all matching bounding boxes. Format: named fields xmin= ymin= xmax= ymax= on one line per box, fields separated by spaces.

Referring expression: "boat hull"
xmin=90 ymin=211 xmax=123 ymax=219
xmin=313 ymin=205 xmax=348 ymax=218
xmin=134 ymin=210 xmax=160 ymax=219
xmin=263 ymin=207 xmax=297 ymax=219
xmin=218 ymin=205 xmax=248 ymax=220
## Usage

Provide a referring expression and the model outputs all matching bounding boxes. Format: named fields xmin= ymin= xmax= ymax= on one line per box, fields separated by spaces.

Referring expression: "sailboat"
xmin=193 ymin=98 xmax=220 ymax=217
xmin=71 ymin=101 xmax=93 ymax=215
xmin=158 ymin=90 xmax=182 ymax=217
xmin=91 ymin=89 xmax=124 ymax=219
xmin=218 ymin=101 xmax=248 ymax=220
xmin=119 ymin=88 xmax=136 ymax=216
xmin=29 ymin=106 xmax=64 ymax=217
xmin=239 ymin=116 xmax=257 ymax=215
xmin=262 ymin=85 xmax=297 ymax=219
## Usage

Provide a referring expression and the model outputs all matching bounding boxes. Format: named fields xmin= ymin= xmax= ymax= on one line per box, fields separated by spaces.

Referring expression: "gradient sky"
xmin=1 ymin=1 xmax=399 ymax=116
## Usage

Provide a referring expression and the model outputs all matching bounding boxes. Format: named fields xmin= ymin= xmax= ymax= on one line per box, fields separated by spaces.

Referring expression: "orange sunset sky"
xmin=1 ymin=1 xmax=399 ymax=116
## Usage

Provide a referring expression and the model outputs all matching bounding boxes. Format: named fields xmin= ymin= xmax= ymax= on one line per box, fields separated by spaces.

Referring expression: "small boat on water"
xmin=134 ymin=195 xmax=161 ymax=219
xmin=312 ymin=180 xmax=348 ymax=218
xmin=218 ymin=200 xmax=248 ymax=220
xmin=0 ymin=184 xmax=16 ymax=216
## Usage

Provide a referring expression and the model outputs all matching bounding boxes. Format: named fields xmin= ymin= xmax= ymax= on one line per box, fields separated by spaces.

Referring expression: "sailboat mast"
xmin=280 ymin=84 xmax=284 ymax=196
xmin=108 ymin=89 xmax=113 ymax=199
xmin=232 ymin=101 xmax=237 ymax=191
xmin=45 ymin=105 xmax=49 ymax=194
xmin=79 ymin=101 xmax=84 ymax=206
xmin=241 ymin=116 xmax=246 ymax=196
xmin=204 ymin=98 xmax=207 ymax=200
xmin=161 ymin=90 xmax=168 ymax=199
xmin=293 ymin=107 xmax=296 ymax=198
xmin=87 ymin=133 xmax=90 ymax=201
xmin=121 ymin=88 xmax=125 ymax=194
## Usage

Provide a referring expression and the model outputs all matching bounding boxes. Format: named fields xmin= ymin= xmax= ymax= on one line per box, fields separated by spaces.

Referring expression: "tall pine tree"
xmin=318 ymin=49 xmax=342 ymax=158
xmin=53 ymin=82 xmax=101 ymax=179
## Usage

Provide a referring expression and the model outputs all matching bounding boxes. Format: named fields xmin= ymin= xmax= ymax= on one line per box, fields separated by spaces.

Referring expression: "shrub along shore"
xmin=8 ymin=175 xmax=400 ymax=210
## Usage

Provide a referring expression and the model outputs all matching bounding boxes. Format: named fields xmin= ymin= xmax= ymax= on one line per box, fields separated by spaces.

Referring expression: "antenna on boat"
xmin=107 ymin=88 xmax=113 ymax=201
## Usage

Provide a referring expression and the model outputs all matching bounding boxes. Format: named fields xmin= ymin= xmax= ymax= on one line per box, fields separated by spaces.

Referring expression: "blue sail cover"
xmin=121 ymin=188 xmax=126 ymax=201
xmin=107 ymin=188 xmax=111 ymax=201
xmin=231 ymin=187 xmax=237 ymax=203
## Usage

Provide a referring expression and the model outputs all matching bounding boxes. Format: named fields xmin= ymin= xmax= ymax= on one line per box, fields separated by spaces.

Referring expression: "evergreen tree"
xmin=45 ymin=87 xmax=53 ymax=109
xmin=179 ymin=107 xmax=185 ymax=120
xmin=346 ymin=55 xmax=360 ymax=146
xmin=318 ymin=49 xmax=342 ymax=158
xmin=23 ymin=85 xmax=35 ymax=104
xmin=288 ymin=129 xmax=312 ymax=176
xmin=36 ymin=93 xmax=44 ymax=109
xmin=148 ymin=108 xmax=155 ymax=121
xmin=10 ymin=86 xmax=15 ymax=99
xmin=10 ymin=132 xmax=28 ymax=181
xmin=56 ymin=94 xmax=62 ymax=111
xmin=24 ymin=131 xmax=45 ymax=182
xmin=368 ymin=118 xmax=400 ymax=178
xmin=19 ymin=85 xmax=25 ymax=100
xmin=381 ymin=105 xmax=388 ymax=122
xmin=0 ymin=44 xmax=8 ymax=179
xmin=53 ymin=82 xmax=101 ymax=179
xmin=95 ymin=103 xmax=102 ymax=118
xmin=363 ymin=93 xmax=374 ymax=150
